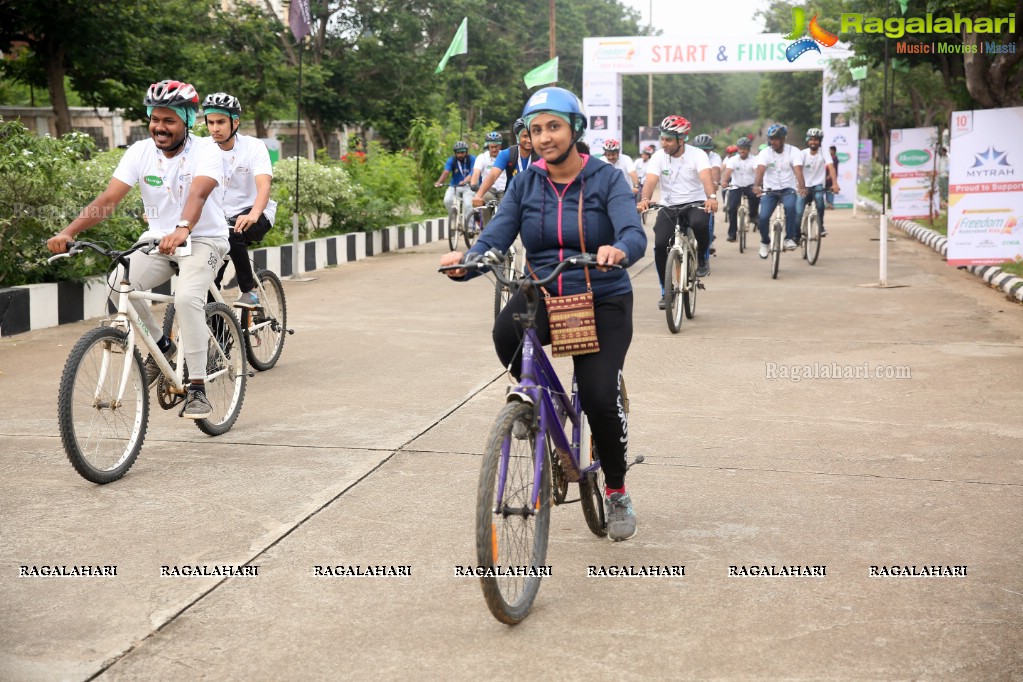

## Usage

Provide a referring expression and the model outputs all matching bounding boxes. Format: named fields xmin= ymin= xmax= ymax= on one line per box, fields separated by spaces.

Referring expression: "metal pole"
xmin=879 ymin=0 xmax=889 ymax=287
xmin=549 ymin=0 xmax=556 ymax=59
xmin=291 ymin=40 xmax=303 ymax=280
xmin=647 ymin=0 xmax=653 ymax=127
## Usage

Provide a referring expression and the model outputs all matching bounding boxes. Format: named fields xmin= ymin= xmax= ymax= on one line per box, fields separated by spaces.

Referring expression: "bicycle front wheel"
xmin=737 ymin=204 xmax=748 ymax=253
xmin=492 ymin=250 xmax=515 ymax=321
xmin=195 ymin=302 xmax=247 ymax=436
xmin=476 ymin=401 xmax=551 ymax=625
xmin=463 ymin=212 xmax=478 ymax=249
xmin=665 ymin=248 xmax=685 ymax=334
xmin=447 ymin=208 xmax=460 ymax=251
xmin=805 ymin=211 xmax=821 ymax=265
xmin=58 ymin=327 xmax=149 ymax=484
xmin=244 ymin=269 xmax=288 ymax=371
xmin=771 ymin=222 xmax=782 ymax=279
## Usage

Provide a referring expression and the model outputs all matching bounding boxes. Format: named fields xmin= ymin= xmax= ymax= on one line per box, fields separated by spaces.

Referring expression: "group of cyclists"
xmin=46 ymin=79 xmax=276 ymax=420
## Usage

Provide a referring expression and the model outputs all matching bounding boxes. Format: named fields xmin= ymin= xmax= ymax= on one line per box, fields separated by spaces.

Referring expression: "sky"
xmin=618 ymin=0 xmax=771 ymax=37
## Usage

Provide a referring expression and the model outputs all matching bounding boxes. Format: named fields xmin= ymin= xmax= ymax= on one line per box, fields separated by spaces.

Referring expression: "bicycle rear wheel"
xmin=684 ymin=232 xmax=698 ymax=319
xmin=476 ymin=401 xmax=551 ymax=625
xmin=665 ymin=248 xmax=685 ymax=334
xmin=805 ymin=211 xmax=821 ymax=265
xmin=577 ymin=414 xmax=607 ymax=537
xmin=194 ymin=302 xmax=247 ymax=436
xmin=244 ymin=269 xmax=287 ymax=371
xmin=58 ymin=327 xmax=149 ymax=484
xmin=463 ymin=212 xmax=478 ymax=249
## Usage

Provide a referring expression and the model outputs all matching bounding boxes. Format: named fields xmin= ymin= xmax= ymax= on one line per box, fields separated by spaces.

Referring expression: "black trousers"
xmin=653 ymin=205 xmax=711 ymax=288
xmin=214 ymin=211 xmax=273 ymax=293
xmin=493 ymin=289 xmax=634 ymax=489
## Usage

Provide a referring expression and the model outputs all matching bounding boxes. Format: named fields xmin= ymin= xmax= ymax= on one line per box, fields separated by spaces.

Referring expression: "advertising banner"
xmin=946 ymin=107 xmax=1023 ymax=266
xmin=858 ymin=139 xmax=873 ymax=180
xmin=889 ymin=127 xmax=939 ymax=220
xmin=821 ymin=65 xmax=858 ymax=209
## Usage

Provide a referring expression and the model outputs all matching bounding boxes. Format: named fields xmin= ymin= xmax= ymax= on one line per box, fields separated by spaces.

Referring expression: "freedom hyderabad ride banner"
xmin=946 ymin=107 xmax=1023 ymax=266
xmin=889 ymin=127 xmax=939 ymax=220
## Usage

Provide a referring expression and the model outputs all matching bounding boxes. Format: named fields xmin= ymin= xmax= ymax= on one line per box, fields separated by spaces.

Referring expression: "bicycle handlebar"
xmin=438 ymin=251 xmax=625 ymax=288
xmin=46 ymin=239 xmax=159 ymax=265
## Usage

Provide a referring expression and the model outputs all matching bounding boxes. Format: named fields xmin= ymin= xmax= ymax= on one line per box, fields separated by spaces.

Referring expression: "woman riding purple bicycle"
xmin=441 ymin=87 xmax=647 ymax=541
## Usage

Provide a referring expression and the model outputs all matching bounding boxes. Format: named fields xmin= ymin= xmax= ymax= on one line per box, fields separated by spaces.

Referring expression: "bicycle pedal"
xmin=626 ymin=454 xmax=646 ymax=471
xmin=697 ymin=282 xmax=706 ymax=290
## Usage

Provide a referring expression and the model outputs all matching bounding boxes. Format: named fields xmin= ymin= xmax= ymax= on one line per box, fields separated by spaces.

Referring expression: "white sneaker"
xmin=758 ymin=243 xmax=770 ymax=259
xmin=784 ymin=238 xmax=798 ymax=250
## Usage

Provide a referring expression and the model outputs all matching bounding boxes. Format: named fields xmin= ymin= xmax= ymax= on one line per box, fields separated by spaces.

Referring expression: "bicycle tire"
xmin=58 ymin=326 xmax=149 ymax=484
xmin=737 ymin=204 xmax=748 ymax=253
xmin=476 ymin=401 xmax=551 ymax=625
xmin=492 ymin=249 xmax=515 ymax=321
xmin=771 ymin=220 xmax=782 ymax=279
xmin=463 ymin=212 xmax=477 ymax=250
xmin=244 ymin=269 xmax=288 ymax=371
xmin=800 ymin=207 xmax=811 ymax=260
xmin=447 ymin=205 xmax=460 ymax=251
xmin=577 ymin=416 xmax=607 ymax=537
xmin=806 ymin=211 xmax=821 ymax=265
xmin=194 ymin=302 xmax=247 ymax=436
xmin=665 ymin=248 xmax=684 ymax=334
xmin=683 ymin=235 xmax=699 ymax=321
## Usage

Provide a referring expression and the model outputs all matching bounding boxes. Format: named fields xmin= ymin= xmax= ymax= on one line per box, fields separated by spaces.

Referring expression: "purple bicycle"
xmin=441 ymin=252 xmax=640 ymax=624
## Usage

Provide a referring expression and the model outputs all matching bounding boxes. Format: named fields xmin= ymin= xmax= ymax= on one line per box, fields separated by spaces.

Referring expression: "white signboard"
xmin=889 ymin=127 xmax=938 ymax=221
xmin=821 ymin=66 xmax=859 ymax=209
xmin=946 ymin=107 xmax=1023 ymax=266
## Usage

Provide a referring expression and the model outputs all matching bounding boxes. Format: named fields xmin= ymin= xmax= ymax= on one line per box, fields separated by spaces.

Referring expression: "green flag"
xmin=850 ymin=66 xmax=868 ymax=81
xmin=523 ymin=57 xmax=559 ymax=89
xmin=435 ymin=18 xmax=468 ymax=74
xmin=895 ymin=0 xmax=909 ymax=14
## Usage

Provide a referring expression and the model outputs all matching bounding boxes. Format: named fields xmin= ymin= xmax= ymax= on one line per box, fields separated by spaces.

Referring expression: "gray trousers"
xmin=127 ymin=237 xmax=229 ymax=381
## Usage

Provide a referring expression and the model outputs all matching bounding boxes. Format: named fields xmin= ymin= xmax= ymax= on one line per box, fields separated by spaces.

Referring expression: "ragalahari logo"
xmin=784 ymin=7 xmax=839 ymax=62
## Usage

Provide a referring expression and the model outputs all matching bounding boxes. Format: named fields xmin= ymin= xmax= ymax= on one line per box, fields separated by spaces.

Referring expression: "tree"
xmin=0 ymin=0 xmax=216 ymax=135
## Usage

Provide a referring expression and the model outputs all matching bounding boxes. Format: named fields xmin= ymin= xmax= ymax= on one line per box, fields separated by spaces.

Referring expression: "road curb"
xmin=0 ymin=218 xmax=449 ymax=337
xmin=858 ymin=198 xmax=1023 ymax=303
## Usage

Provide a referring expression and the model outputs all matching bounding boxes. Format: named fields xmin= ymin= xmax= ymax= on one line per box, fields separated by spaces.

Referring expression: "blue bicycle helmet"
xmin=484 ymin=131 xmax=502 ymax=144
xmin=767 ymin=124 xmax=788 ymax=138
xmin=522 ymin=87 xmax=587 ymax=140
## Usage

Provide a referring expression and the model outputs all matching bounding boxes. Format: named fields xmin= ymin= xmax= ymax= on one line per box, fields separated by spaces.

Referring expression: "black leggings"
xmin=653 ymin=205 xmax=711 ymax=287
xmin=493 ymin=289 xmax=634 ymax=489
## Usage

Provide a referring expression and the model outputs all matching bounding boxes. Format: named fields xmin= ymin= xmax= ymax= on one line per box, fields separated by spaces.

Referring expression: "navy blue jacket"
xmin=465 ymin=155 xmax=646 ymax=300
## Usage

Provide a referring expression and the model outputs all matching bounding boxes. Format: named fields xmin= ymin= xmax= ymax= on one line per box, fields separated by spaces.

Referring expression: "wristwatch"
xmin=707 ymin=193 xmax=717 ymax=200
xmin=175 ymin=219 xmax=193 ymax=233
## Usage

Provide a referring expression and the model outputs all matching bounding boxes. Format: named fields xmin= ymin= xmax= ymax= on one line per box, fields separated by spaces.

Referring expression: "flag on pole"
xmin=523 ymin=57 xmax=559 ymax=89
xmin=435 ymin=17 xmax=468 ymax=74
xmin=850 ymin=65 xmax=868 ymax=81
xmin=289 ymin=0 xmax=312 ymax=42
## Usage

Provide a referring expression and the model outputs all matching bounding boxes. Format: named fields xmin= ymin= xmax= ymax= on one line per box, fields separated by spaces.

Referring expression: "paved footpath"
xmin=1 ymin=209 xmax=1021 ymax=681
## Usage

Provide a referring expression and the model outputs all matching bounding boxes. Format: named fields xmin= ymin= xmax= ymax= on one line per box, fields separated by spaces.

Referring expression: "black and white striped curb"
xmin=859 ymin=198 xmax=1023 ymax=303
xmin=0 ymin=218 xmax=450 ymax=337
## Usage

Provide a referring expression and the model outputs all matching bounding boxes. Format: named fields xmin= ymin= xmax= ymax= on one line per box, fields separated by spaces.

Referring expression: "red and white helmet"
xmin=603 ymin=138 xmax=621 ymax=152
xmin=659 ymin=115 xmax=691 ymax=137
xmin=143 ymin=80 xmax=200 ymax=110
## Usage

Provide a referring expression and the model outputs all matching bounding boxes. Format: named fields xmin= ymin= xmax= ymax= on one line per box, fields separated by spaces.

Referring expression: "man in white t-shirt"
xmin=47 ymin=80 xmax=230 ymax=419
xmin=721 ymin=137 xmax=760 ymax=242
xmin=638 ymin=115 xmax=719 ymax=307
xmin=467 ymin=132 xmax=506 ymax=229
xmin=753 ymin=124 xmax=807 ymax=258
xmin=601 ymin=139 xmax=639 ymax=197
xmin=691 ymin=134 xmax=722 ymax=258
xmin=633 ymin=146 xmax=653 ymax=196
xmin=796 ymin=128 xmax=839 ymax=238
xmin=203 ymin=92 xmax=276 ymax=308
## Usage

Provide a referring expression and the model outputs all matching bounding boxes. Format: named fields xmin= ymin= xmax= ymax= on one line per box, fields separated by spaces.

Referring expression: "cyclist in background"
xmin=796 ymin=128 xmax=839 ymax=239
xmin=473 ymin=118 xmax=537 ymax=208
xmin=638 ymin=115 xmax=718 ymax=305
xmin=753 ymin=124 xmax=807 ymax=258
xmin=467 ymin=131 xmax=506 ymax=227
xmin=202 ymin=92 xmax=276 ymax=308
xmin=633 ymin=146 xmax=653 ymax=198
xmin=46 ymin=80 xmax=229 ymax=419
xmin=721 ymin=137 xmax=760 ymax=243
xmin=441 ymin=87 xmax=647 ymax=541
xmin=692 ymin=134 xmax=721 ymax=257
xmin=601 ymin=139 xmax=639 ymax=198
xmin=434 ymin=141 xmax=476 ymax=231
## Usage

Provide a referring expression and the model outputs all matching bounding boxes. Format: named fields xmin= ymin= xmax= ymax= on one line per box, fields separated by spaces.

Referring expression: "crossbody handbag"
xmin=533 ymin=193 xmax=600 ymax=358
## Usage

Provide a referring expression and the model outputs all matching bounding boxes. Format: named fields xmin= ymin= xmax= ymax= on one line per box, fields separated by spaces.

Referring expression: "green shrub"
xmin=270 ymin=156 xmax=354 ymax=239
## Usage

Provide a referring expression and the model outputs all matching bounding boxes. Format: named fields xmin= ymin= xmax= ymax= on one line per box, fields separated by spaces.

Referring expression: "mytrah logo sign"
xmin=784 ymin=7 xmax=838 ymax=62
xmin=967 ymin=147 xmax=1015 ymax=179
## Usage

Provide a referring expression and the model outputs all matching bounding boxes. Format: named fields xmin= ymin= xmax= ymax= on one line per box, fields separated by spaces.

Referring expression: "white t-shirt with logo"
xmin=646 ymin=146 xmax=711 ymax=204
xmin=755 ymin=144 xmax=801 ymax=191
xmin=215 ymin=134 xmax=277 ymax=225
xmin=724 ymin=154 xmax=758 ymax=187
xmin=113 ymin=135 xmax=228 ymax=240
xmin=800 ymin=147 xmax=828 ymax=186
xmin=473 ymin=152 xmax=507 ymax=192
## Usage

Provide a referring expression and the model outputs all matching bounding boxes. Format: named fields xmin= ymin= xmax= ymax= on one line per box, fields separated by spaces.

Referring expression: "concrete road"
xmin=1 ymin=209 xmax=1021 ymax=681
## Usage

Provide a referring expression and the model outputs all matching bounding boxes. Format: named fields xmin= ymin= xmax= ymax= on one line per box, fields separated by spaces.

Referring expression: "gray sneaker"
xmin=605 ymin=492 xmax=637 ymax=541
xmin=180 ymin=387 xmax=213 ymax=419
xmin=144 ymin=339 xmax=176 ymax=387
xmin=234 ymin=291 xmax=260 ymax=309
